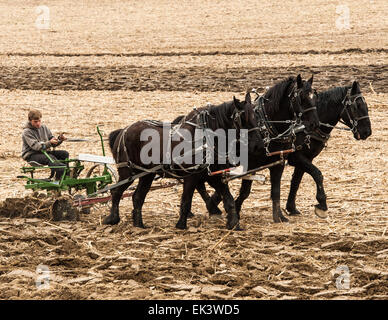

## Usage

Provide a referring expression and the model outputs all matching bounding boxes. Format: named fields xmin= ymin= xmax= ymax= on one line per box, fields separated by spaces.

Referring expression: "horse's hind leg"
xmin=286 ymin=166 xmax=305 ymax=216
xmin=103 ymin=177 xmax=133 ymax=225
xmin=132 ymin=173 xmax=156 ymax=228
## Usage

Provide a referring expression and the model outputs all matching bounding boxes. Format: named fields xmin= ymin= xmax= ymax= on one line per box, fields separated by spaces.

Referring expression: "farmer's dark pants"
xmin=26 ymin=150 xmax=69 ymax=179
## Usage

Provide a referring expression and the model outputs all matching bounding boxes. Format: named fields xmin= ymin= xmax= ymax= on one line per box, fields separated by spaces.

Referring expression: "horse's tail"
xmin=172 ymin=115 xmax=184 ymax=124
xmin=108 ymin=129 xmax=123 ymax=152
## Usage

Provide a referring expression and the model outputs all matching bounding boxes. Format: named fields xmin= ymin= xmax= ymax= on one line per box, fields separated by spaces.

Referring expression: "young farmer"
xmin=21 ymin=109 xmax=69 ymax=180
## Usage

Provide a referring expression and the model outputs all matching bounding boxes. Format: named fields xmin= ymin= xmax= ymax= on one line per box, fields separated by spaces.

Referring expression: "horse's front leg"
xmin=131 ymin=173 xmax=156 ymax=228
xmin=207 ymin=176 xmax=241 ymax=230
xmin=291 ymin=154 xmax=327 ymax=218
xmin=176 ymin=176 xmax=199 ymax=230
xmin=235 ymin=179 xmax=253 ymax=218
xmin=196 ymin=182 xmax=223 ymax=216
xmin=269 ymin=164 xmax=288 ymax=223
xmin=286 ymin=166 xmax=305 ymax=216
xmin=103 ymin=169 xmax=133 ymax=225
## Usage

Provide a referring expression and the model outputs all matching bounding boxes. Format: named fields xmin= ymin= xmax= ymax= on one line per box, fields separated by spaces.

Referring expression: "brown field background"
xmin=0 ymin=0 xmax=387 ymax=300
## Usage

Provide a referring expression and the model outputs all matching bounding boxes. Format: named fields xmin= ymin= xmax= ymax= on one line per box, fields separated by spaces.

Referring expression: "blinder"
xmin=232 ymin=109 xmax=244 ymax=129
xmin=288 ymin=84 xmax=317 ymax=122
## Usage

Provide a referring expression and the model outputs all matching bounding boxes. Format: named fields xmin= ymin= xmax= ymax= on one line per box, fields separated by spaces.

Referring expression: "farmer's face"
xmin=30 ymin=118 xmax=41 ymax=129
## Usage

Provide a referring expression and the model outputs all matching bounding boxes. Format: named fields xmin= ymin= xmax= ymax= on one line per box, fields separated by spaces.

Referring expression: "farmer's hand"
xmin=50 ymin=137 xmax=59 ymax=145
xmin=58 ymin=133 xmax=67 ymax=141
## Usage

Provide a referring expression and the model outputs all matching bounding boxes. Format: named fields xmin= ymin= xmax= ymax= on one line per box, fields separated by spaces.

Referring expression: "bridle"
xmin=252 ymin=81 xmax=318 ymax=155
xmin=231 ymin=107 xmax=245 ymax=130
xmin=288 ymin=84 xmax=318 ymax=124
xmin=339 ymin=89 xmax=370 ymax=134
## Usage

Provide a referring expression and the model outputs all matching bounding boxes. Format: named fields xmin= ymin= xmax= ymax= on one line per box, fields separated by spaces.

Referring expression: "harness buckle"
xmin=304 ymin=135 xmax=311 ymax=149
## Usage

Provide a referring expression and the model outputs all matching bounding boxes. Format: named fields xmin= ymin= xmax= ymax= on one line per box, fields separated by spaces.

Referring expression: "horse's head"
xmin=340 ymin=81 xmax=372 ymax=140
xmin=232 ymin=92 xmax=258 ymax=130
xmin=290 ymin=74 xmax=320 ymax=132
xmin=232 ymin=92 xmax=263 ymax=154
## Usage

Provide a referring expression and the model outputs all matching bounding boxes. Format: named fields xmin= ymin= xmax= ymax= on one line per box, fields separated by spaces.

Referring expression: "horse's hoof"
xmin=176 ymin=221 xmax=187 ymax=230
xmin=103 ymin=215 xmax=120 ymax=225
xmin=187 ymin=212 xmax=195 ymax=218
xmin=286 ymin=207 xmax=301 ymax=216
xmin=280 ymin=215 xmax=289 ymax=222
xmin=133 ymin=222 xmax=147 ymax=228
xmin=273 ymin=215 xmax=288 ymax=223
xmin=226 ymin=219 xmax=240 ymax=230
xmin=208 ymin=206 xmax=222 ymax=216
xmin=314 ymin=205 xmax=328 ymax=219
xmin=233 ymin=223 xmax=244 ymax=231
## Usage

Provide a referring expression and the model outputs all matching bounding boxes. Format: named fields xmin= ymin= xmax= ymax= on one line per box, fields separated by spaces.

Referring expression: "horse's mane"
xmin=182 ymin=100 xmax=239 ymax=131
xmin=317 ymin=86 xmax=349 ymax=115
xmin=206 ymin=101 xmax=236 ymax=130
xmin=263 ymin=76 xmax=296 ymax=118
xmin=172 ymin=115 xmax=185 ymax=124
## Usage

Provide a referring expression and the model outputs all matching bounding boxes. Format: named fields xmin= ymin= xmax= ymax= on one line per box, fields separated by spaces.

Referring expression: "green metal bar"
xmin=96 ymin=125 xmax=111 ymax=178
xmin=96 ymin=126 xmax=106 ymax=156
xmin=41 ymin=150 xmax=55 ymax=163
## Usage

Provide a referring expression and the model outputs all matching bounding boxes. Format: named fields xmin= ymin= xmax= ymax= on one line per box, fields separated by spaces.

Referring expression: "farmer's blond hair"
xmin=28 ymin=110 xmax=42 ymax=121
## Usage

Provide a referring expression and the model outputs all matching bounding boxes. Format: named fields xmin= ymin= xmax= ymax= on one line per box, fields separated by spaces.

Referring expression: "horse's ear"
xmin=296 ymin=74 xmax=303 ymax=88
xmin=245 ymin=91 xmax=251 ymax=105
xmin=307 ymin=74 xmax=314 ymax=85
xmin=351 ymin=80 xmax=360 ymax=94
xmin=233 ymin=96 xmax=243 ymax=110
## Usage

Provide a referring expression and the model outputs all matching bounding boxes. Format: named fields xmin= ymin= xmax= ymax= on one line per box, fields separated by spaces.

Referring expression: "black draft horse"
xmin=192 ymin=75 xmax=321 ymax=223
xmin=286 ymin=80 xmax=372 ymax=217
xmin=199 ymin=80 xmax=372 ymax=221
xmin=104 ymin=93 xmax=262 ymax=230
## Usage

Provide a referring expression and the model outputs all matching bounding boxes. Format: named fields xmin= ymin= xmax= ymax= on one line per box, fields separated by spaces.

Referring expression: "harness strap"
xmin=302 ymin=106 xmax=317 ymax=114
xmin=254 ymin=96 xmax=279 ymax=138
xmin=116 ymin=125 xmax=131 ymax=163
xmin=308 ymin=128 xmax=331 ymax=143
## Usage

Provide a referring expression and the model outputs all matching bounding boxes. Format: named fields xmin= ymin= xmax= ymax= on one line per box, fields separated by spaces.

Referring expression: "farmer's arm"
xmin=22 ymin=129 xmax=55 ymax=151
xmin=46 ymin=127 xmax=63 ymax=147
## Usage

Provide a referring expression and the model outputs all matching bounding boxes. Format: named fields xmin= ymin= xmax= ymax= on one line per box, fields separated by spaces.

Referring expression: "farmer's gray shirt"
xmin=21 ymin=122 xmax=62 ymax=160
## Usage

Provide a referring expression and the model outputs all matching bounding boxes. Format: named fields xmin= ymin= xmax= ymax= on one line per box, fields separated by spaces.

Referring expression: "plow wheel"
xmin=86 ymin=164 xmax=118 ymax=184
xmin=51 ymin=198 xmax=79 ymax=221
xmin=67 ymin=164 xmax=118 ymax=215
